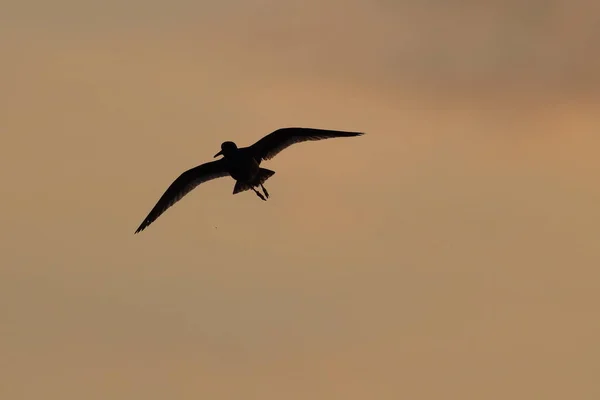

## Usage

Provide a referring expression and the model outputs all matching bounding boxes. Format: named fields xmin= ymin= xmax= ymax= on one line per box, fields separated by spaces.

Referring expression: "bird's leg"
xmin=260 ymin=184 xmax=269 ymax=199
xmin=251 ymin=187 xmax=266 ymax=201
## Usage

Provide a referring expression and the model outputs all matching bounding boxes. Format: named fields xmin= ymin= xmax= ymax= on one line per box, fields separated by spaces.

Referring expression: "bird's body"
xmin=223 ymin=144 xmax=261 ymax=182
xmin=229 ymin=152 xmax=260 ymax=182
xmin=134 ymin=127 xmax=364 ymax=233
xmin=215 ymin=142 xmax=276 ymax=199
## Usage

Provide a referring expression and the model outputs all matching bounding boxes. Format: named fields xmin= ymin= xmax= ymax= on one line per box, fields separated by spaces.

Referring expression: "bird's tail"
xmin=232 ymin=168 xmax=275 ymax=194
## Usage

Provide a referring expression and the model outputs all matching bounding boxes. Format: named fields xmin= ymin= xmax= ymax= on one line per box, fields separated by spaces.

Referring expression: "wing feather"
xmin=134 ymin=159 xmax=229 ymax=233
xmin=249 ymin=127 xmax=364 ymax=161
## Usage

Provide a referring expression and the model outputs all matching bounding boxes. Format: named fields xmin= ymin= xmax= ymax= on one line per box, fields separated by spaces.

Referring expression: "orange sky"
xmin=1 ymin=1 xmax=599 ymax=399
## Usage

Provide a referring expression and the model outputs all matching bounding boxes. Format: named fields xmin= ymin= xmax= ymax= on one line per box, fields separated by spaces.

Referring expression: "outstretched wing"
xmin=249 ymin=127 xmax=364 ymax=161
xmin=134 ymin=159 xmax=229 ymax=233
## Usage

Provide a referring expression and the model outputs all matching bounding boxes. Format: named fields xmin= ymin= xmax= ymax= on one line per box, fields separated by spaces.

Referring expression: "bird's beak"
xmin=214 ymin=150 xmax=223 ymax=158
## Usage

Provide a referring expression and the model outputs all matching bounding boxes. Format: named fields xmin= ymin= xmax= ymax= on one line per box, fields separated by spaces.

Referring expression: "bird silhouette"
xmin=134 ymin=127 xmax=364 ymax=233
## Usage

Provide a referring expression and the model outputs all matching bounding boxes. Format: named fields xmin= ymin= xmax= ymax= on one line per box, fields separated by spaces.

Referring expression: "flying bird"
xmin=134 ymin=127 xmax=364 ymax=233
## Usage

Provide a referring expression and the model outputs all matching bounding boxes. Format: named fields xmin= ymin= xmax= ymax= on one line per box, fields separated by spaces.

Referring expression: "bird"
xmin=134 ymin=127 xmax=364 ymax=233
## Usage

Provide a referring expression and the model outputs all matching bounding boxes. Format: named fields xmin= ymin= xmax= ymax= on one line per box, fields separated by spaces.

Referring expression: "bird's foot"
xmin=260 ymin=184 xmax=269 ymax=199
xmin=252 ymin=188 xmax=266 ymax=201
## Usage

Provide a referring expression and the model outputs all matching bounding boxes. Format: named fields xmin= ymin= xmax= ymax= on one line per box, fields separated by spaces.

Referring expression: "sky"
xmin=1 ymin=1 xmax=599 ymax=399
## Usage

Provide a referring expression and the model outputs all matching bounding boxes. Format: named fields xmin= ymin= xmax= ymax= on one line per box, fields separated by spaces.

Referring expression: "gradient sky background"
xmin=1 ymin=1 xmax=599 ymax=398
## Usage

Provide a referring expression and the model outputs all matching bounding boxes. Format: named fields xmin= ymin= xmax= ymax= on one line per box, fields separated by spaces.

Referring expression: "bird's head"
xmin=214 ymin=141 xmax=238 ymax=158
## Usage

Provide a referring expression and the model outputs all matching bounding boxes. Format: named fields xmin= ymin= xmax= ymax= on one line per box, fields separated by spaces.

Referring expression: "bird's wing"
xmin=249 ymin=127 xmax=364 ymax=161
xmin=134 ymin=159 xmax=229 ymax=233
